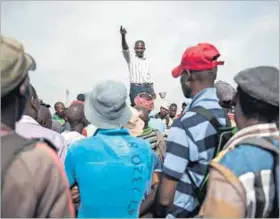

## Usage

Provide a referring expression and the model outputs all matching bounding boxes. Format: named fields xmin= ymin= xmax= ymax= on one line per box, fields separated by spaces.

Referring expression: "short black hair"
xmin=77 ymin=93 xmax=85 ymax=101
xmin=40 ymin=102 xmax=51 ymax=108
xmin=237 ymin=86 xmax=278 ymax=123
xmin=182 ymin=102 xmax=187 ymax=107
xmin=54 ymin=101 xmax=64 ymax=110
xmin=170 ymin=103 xmax=177 ymax=108
xmin=135 ymin=40 xmax=145 ymax=47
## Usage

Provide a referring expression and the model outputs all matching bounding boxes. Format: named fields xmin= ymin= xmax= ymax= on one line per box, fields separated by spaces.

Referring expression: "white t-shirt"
xmin=61 ymin=131 xmax=85 ymax=146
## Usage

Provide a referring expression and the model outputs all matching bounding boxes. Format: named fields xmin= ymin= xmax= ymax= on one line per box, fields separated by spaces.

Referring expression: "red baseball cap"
xmin=172 ymin=43 xmax=225 ymax=78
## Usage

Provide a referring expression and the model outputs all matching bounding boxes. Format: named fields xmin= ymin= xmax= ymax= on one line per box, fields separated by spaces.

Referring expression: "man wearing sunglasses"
xmin=120 ymin=26 xmax=155 ymax=106
xmin=155 ymin=43 xmax=226 ymax=218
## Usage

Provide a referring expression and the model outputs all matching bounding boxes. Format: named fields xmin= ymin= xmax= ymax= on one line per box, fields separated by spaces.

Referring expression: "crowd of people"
xmin=1 ymin=28 xmax=279 ymax=219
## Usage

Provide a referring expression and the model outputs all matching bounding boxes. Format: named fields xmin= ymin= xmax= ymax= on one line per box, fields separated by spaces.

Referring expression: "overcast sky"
xmin=1 ymin=1 xmax=279 ymax=110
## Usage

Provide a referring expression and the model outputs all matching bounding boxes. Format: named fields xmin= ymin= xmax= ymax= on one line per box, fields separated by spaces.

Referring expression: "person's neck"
xmin=70 ymin=123 xmax=84 ymax=134
xmin=25 ymin=108 xmax=37 ymax=121
xmin=1 ymin=110 xmax=17 ymax=130
xmin=55 ymin=113 xmax=63 ymax=119
xmin=239 ymin=119 xmax=269 ymax=130
xmin=191 ymin=83 xmax=213 ymax=98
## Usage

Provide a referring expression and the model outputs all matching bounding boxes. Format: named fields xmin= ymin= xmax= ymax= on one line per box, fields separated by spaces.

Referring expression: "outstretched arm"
xmin=120 ymin=26 xmax=129 ymax=50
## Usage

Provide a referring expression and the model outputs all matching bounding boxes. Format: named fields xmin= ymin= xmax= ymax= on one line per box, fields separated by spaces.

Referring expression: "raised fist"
xmin=120 ymin=26 xmax=127 ymax=36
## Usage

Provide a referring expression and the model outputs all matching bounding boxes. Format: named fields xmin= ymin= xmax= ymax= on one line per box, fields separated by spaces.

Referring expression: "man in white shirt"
xmin=120 ymin=26 xmax=155 ymax=106
xmin=16 ymin=85 xmax=66 ymax=159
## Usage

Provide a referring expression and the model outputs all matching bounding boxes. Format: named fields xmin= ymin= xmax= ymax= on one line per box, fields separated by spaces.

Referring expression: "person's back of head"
xmin=77 ymin=93 xmax=85 ymax=102
xmin=214 ymin=80 xmax=236 ymax=111
xmin=66 ymin=102 xmax=86 ymax=133
xmin=171 ymin=43 xmax=224 ymax=98
xmin=234 ymin=66 xmax=279 ymax=129
xmin=37 ymin=105 xmax=52 ymax=129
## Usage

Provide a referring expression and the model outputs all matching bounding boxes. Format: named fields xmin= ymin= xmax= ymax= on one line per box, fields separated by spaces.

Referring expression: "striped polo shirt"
xmin=122 ymin=49 xmax=152 ymax=83
xmin=163 ymin=87 xmax=226 ymax=218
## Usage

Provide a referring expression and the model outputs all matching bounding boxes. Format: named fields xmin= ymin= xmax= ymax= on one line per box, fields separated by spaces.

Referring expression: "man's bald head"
xmin=37 ymin=105 xmax=52 ymax=129
xmin=66 ymin=102 xmax=85 ymax=126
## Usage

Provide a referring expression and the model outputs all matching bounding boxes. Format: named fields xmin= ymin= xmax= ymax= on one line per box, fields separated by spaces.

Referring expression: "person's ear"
xmin=42 ymin=120 xmax=47 ymax=127
xmin=30 ymin=97 xmax=39 ymax=112
xmin=19 ymin=76 xmax=30 ymax=97
xmin=184 ymin=70 xmax=194 ymax=85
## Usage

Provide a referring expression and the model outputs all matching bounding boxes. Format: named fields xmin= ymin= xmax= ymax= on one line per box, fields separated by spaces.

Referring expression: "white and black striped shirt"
xmin=122 ymin=49 xmax=152 ymax=84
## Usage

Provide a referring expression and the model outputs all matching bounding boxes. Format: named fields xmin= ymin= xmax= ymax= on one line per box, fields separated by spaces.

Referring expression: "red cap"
xmin=172 ymin=43 xmax=225 ymax=78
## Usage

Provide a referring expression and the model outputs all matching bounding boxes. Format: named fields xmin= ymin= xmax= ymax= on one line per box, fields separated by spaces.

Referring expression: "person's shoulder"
xmin=9 ymin=141 xmax=61 ymax=178
xmin=126 ymin=135 xmax=152 ymax=150
xmin=67 ymin=136 xmax=95 ymax=152
xmin=42 ymin=126 xmax=66 ymax=146
xmin=213 ymin=143 xmax=275 ymax=178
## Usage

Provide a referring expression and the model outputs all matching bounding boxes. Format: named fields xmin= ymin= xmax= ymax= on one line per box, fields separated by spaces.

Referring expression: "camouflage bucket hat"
xmin=1 ymin=35 xmax=36 ymax=97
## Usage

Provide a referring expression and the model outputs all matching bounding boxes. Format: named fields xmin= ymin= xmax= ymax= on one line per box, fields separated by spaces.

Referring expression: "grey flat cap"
xmin=234 ymin=66 xmax=279 ymax=106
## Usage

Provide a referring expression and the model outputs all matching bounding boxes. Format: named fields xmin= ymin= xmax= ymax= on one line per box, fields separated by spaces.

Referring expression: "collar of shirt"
xmin=18 ymin=115 xmax=40 ymax=126
xmin=94 ymin=128 xmax=130 ymax=136
xmin=134 ymin=53 xmax=147 ymax=60
xmin=224 ymin=123 xmax=279 ymax=150
xmin=185 ymin=87 xmax=218 ymax=112
xmin=1 ymin=123 xmax=12 ymax=136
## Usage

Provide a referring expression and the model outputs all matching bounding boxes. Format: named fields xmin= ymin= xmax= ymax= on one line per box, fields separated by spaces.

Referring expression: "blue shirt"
xmin=64 ymin=128 xmax=154 ymax=218
xmin=163 ymin=88 xmax=226 ymax=218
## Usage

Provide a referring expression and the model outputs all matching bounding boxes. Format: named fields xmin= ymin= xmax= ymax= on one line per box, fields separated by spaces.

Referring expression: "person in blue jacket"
xmin=64 ymin=80 xmax=154 ymax=218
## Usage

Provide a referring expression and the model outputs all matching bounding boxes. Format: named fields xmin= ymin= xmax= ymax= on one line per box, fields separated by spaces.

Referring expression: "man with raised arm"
xmin=120 ymin=26 xmax=155 ymax=106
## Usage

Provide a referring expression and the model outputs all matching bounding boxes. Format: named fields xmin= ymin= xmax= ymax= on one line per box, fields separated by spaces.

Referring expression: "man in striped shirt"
xmin=154 ymin=43 xmax=226 ymax=218
xmin=120 ymin=26 xmax=155 ymax=106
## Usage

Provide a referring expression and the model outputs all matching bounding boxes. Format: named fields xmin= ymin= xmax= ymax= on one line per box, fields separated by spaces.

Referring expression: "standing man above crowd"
xmin=155 ymin=43 xmax=226 ymax=218
xmin=120 ymin=26 xmax=155 ymax=106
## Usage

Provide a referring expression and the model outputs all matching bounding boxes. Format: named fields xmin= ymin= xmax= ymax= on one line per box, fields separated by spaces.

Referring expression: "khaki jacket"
xmin=1 ymin=142 xmax=75 ymax=218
